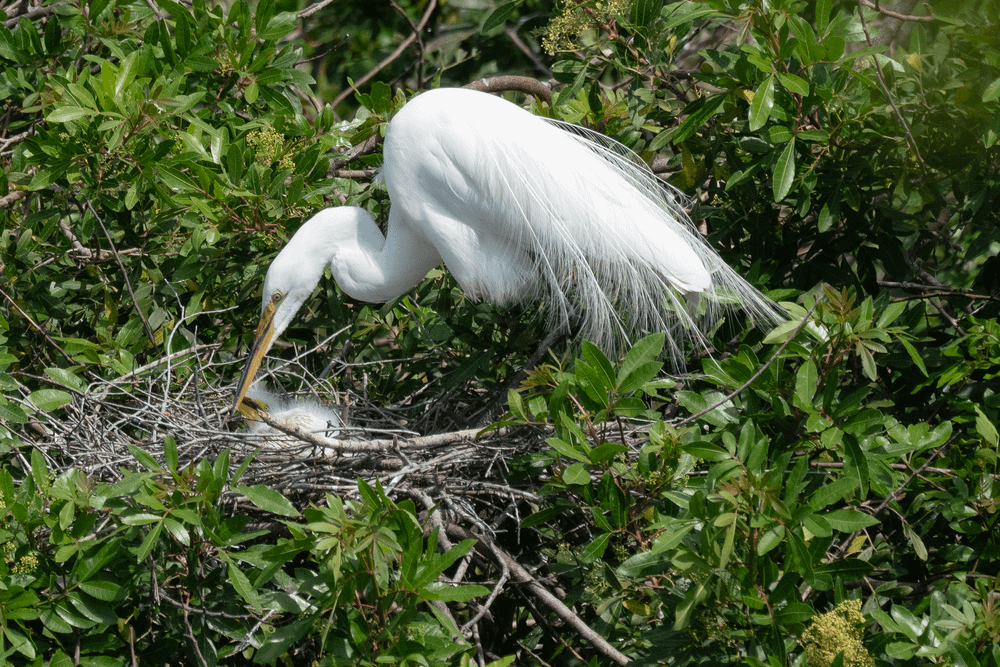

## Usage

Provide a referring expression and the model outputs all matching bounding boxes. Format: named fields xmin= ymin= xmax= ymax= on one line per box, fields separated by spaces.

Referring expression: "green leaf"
xmin=482 ymin=1 xmax=517 ymax=33
xmin=673 ymin=579 xmax=709 ymax=630
xmin=128 ymin=445 xmax=163 ymax=473
xmin=43 ymin=367 xmax=85 ymax=392
xmin=546 ymin=435 xmax=589 ymax=463
xmin=47 ymin=106 xmax=95 ymax=122
xmin=563 ymin=462 xmax=591 ymax=485
xmin=975 ymin=405 xmax=998 ymax=446
xmin=423 ymin=582 xmax=491 ymax=602
xmin=794 ymin=359 xmax=818 ymax=408
xmin=823 ymin=509 xmax=879 ymax=532
xmin=749 ymin=75 xmax=775 ymax=131
xmin=228 ymin=561 xmax=262 ymax=613
xmin=902 ymin=521 xmax=928 ymax=561
xmin=673 ymin=94 xmax=727 ymax=143
xmin=757 ymin=525 xmax=784 ymax=555
xmin=617 ymin=333 xmax=664 ymax=393
xmin=778 ymin=72 xmax=809 ymax=96
xmin=950 ymin=642 xmax=982 ymax=667
xmin=983 ymin=76 xmax=1000 ymax=103
xmin=234 ymin=484 xmax=300 ymax=517
xmin=772 ymin=137 xmax=796 ymax=202
xmin=78 ymin=579 xmax=122 ymax=602
xmin=555 ymin=61 xmax=588 ymax=107
xmin=28 ymin=389 xmax=71 ymax=411
xmin=163 ymin=435 xmax=178 ymax=474
xmin=630 ymin=0 xmax=659 ymax=27
xmin=816 ymin=0 xmax=831 ymax=34
xmin=254 ymin=617 xmax=313 ymax=663
xmin=580 ymin=532 xmax=611 ymax=563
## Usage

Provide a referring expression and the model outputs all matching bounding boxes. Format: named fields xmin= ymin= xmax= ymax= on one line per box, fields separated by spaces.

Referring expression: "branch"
xmin=446 ymin=523 xmax=632 ymax=665
xmin=85 ymin=199 xmax=157 ymax=346
xmin=860 ymin=0 xmax=934 ymax=22
xmin=0 ymin=189 xmax=27 ymax=209
xmin=677 ymin=304 xmax=813 ymax=427
xmin=463 ymin=76 xmax=552 ymax=106
xmin=3 ymin=2 xmax=66 ymax=28
xmin=330 ymin=0 xmax=438 ymax=113
xmin=857 ymin=0 xmax=926 ymax=168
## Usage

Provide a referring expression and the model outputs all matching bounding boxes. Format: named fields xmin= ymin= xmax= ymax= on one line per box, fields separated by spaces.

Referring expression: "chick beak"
xmin=232 ymin=300 xmax=278 ymax=415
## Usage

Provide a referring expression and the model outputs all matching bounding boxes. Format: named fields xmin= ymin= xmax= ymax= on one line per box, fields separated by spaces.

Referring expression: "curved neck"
xmin=302 ymin=207 xmax=442 ymax=303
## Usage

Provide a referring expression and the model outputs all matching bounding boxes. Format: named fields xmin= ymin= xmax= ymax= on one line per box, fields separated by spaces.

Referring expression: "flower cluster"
xmin=801 ymin=599 xmax=874 ymax=667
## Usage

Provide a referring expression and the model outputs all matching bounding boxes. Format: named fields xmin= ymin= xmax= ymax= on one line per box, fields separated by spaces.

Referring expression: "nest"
xmin=11 ymin=343 xmax=642 ymax=664
xmin=17 ymin=344 xmax=545 ymax=505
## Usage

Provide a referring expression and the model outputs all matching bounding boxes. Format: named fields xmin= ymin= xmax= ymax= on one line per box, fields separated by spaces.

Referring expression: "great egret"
xmin=233 ymin=87 xmax=782 ymax=413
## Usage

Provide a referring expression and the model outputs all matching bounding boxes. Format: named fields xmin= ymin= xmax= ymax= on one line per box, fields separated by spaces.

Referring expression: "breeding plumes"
xmin=233 ymin=88 xmax=783 ymax=413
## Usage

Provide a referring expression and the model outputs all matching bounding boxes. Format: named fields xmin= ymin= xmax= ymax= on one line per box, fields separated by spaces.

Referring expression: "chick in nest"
xmin=236 ymin=383 xmax=345 ymax=455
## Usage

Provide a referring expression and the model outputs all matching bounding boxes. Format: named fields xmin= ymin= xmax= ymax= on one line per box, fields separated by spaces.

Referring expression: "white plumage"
xmin=242 ymin=384 xmax=343 ymax=453
xmin=233 ymin=88 xmax=782 ymax=412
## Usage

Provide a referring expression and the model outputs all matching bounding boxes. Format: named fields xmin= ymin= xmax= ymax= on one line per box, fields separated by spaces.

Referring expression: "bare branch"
xmin=463 ymin=76 xmax=552 ymax=106
xmin=330 ymin=0 xmax=438 ymax=112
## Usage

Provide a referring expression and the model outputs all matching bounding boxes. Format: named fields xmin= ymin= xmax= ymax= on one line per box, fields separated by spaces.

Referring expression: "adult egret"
xmin=233 ymin=87 xmax=782 ymax=413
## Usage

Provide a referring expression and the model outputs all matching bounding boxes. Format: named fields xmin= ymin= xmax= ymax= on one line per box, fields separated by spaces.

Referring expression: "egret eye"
xmin=271 ymin=291 xmax=283 ymax=303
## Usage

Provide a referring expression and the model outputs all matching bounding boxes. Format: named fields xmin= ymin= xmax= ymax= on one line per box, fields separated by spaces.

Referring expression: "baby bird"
xmin=237 ymin=384 xmax=345 ymax=455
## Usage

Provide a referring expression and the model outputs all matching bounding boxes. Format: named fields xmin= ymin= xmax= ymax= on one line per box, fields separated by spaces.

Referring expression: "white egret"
xmin=238 ymin=384 xmax=344 ymax=453
xmin=233 ymin=87 xmax=782 ymax=412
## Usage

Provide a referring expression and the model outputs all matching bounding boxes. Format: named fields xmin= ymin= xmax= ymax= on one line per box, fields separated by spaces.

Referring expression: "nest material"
xmin=21 ymin=345 xmax=543 ymax=502
xmin=11 ymin=343 xmax=639 ymax=665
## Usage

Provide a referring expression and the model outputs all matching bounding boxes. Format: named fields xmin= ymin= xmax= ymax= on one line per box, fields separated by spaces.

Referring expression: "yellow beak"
xmin=232 ymin=300 xmax=278 ymax=415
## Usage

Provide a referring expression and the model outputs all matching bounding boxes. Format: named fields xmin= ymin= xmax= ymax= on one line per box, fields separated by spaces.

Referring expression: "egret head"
xmin=231 ymin=238 xmax=326 ymax=414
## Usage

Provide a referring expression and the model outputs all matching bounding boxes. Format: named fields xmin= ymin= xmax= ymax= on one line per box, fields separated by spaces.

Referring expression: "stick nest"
xmin=19 ymin=344 xmax=547 ymax=507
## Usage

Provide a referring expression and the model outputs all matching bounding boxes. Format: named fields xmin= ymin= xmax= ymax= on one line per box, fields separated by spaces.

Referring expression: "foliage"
xmin=0 ymin=443 xmax=486 ymax=665
xmin=1 ymin=0 xmax=999 ymax=664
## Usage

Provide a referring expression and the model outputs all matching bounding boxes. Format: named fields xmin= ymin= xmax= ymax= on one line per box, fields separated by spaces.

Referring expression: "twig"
xmin=463 ymin=76 xmax=553 ymax=106
xmin=677 ymin=305 xmax=813 ymax=427
xmin=859 ymin=0 xmax=934 ymax=22
xmin=298 ymin=0 xmax=337 ymax=19
xmin=85 ymin=199 xmax=157 ymax=346
xmin=330 ymin=0 xmax=438 ymax=112
xmin=857 ymin=0 xmax=926 ymax=169
xmin=504 ymin=25 xmax=553 ymax=78
xmin=446 ymin=523 xmax=632 ymax=665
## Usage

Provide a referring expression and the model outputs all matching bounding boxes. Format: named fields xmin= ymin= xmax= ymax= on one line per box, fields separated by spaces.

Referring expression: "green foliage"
xmin=1 ymin=0 xmax=999 ymax=664
xmin=0 ymin=447 xmax=483 ymax=665
xmin=503 ymin=293 xmax=999 ymax=662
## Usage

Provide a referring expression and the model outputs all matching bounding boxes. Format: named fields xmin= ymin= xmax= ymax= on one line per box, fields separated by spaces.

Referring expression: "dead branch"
xmin=463 ymin=76 xmax=552 ymax=106
xmin=330 ymin=0 xmax=438 ymax=113
xmin=446 ymin=523 xmax=632 ymax=665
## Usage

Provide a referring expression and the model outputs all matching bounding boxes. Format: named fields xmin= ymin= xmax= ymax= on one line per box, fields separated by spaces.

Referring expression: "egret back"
xmin=382 ymin=88 xmax=783 ymax=361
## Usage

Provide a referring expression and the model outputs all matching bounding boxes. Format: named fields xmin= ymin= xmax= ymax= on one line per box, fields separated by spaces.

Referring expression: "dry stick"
xmin=330 ymin=0 xmax=438 ymax=112
xmin=860 ymin=0 xmax=934 ymax=22
xmin=463 ymin=75 xmax=554 ymax=107
xmin=857 ymin=0 xmax=925 ymax=168
xmin=0 ymin=189 xmax=27 ymax=208
xmin=3 ymin=2 xmax=65 ymax=28
xmin=84 ymin=199 xmax=157 ymax=346
xmin=676 ymin=306 xmax=815 ymax=427
xmin=298 ymin=0 xmax=337 ymax=19
xmin=446 ymin=523 xmax=632 ymax=665
xmin=0 ymin=283 xmax=80 ymax=368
